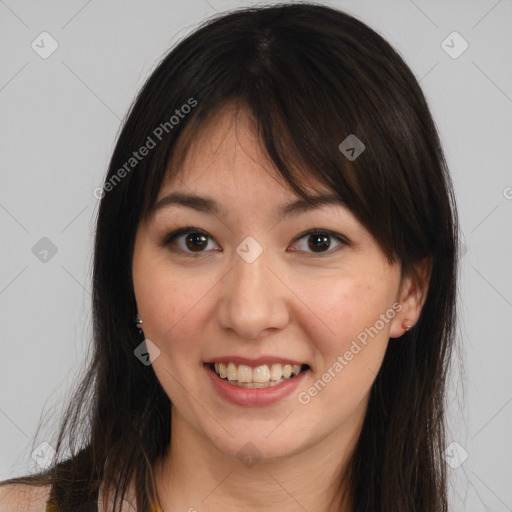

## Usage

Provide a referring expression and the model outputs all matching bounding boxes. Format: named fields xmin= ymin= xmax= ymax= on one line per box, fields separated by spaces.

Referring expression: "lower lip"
xmin=204 ymin=364 xmax=308 ymax=407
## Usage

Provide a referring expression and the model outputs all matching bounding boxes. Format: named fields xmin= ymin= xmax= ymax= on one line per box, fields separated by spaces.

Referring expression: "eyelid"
xmin=161 ymin=226 xmax=221 ymax=256
xmin=288 ymin=228 xmax=349 ymax=255
xmin=291 ymin=228 xmax=350 ymax=246
xmin=162 ymin=226 xmax=349 ymax=255
xmin=161 ymin=226 xmax=211 ymax=246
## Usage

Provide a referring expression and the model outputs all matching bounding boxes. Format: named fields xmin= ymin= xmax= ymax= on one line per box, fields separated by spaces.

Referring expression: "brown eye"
xmin=308 ymin=233 xmax=331 ymax=252
xmin=289 ymin=229 xmax=348 ymax=255
xmin=163 ymin=227 xmax=220 ymax=256
xmin=185 ymin=232 xmax=209 ymax=251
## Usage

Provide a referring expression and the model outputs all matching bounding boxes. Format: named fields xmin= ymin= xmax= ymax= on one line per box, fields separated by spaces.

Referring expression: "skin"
xmin=131 ymin=104 xmax=430 ymax=512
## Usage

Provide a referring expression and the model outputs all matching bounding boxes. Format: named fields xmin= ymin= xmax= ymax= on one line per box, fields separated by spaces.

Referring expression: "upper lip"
xmin=205 ymin=356 xmax=308 ymax=367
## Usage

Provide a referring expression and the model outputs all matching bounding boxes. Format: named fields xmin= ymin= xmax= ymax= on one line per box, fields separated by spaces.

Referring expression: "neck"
xmin=154 ymin=410 xmax=361 ymax=512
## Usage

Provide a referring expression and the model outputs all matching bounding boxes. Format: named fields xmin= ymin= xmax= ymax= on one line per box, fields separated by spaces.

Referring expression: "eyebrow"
xmin=153 ymin=192 xmax=346 ymax=218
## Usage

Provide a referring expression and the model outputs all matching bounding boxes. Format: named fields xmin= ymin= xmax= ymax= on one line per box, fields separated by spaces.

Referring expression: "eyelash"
xmin=161 ymin=226 xmax=349 ymax=258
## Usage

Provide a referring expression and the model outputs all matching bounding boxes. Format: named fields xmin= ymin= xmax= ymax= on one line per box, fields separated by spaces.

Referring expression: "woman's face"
xmin=132 ymin=105 xmax=411 ymax=462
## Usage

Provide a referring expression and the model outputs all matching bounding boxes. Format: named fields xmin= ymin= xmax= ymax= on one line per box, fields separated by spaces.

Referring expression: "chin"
xmin=207 ymin=426 xmax=309 ymax=465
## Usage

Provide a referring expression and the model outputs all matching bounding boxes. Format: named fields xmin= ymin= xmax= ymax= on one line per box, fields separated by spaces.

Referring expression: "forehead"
xmin=160 ymin=103 xmax=327 ymax=198
xmin=147 ymin=105 xmax=378 ymax=251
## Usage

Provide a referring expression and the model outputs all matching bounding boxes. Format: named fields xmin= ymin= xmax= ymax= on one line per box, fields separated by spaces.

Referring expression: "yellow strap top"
xmin=45 ymin=483 xmax=164 ymax=511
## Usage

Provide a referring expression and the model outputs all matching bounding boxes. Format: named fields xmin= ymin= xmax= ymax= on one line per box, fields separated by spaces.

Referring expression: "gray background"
xmin=1 ymin=0 xmax=511 ymax=510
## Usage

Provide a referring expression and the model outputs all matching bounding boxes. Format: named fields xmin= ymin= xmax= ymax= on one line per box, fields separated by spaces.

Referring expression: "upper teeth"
xmin=214 ymin=362 xmax=303 ymax=383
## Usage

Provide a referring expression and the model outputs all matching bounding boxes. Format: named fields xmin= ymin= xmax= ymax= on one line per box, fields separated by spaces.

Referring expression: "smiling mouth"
xmin=207 ymin=362 xmax=310 ymax=388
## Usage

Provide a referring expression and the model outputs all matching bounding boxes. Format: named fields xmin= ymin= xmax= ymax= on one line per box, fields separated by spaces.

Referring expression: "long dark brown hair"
xmin=1 ymin=3 xmax=459 ymax=511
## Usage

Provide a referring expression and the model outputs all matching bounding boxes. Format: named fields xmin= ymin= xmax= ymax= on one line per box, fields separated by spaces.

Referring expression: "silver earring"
xmin=134 ymin=314 xmax=143 ymax=334
xmin=401 ymin=320 xmax=412 ymax=332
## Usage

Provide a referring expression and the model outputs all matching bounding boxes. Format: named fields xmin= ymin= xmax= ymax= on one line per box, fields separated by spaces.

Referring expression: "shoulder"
xmin=0 ymin=483 xmax=52 ymax=512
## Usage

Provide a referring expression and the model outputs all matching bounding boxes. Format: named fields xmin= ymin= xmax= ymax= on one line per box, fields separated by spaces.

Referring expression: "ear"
xmin=389 ymin=257 xmax=432 ymax=338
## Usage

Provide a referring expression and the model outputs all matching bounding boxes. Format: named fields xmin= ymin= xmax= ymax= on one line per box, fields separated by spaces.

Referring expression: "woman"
xmin=0 ymin=3 xmax=459 ymax=511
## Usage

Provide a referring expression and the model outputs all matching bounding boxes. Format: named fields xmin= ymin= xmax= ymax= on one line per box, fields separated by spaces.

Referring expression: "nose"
xmin=216 ymin=251 xmax=290 ymax=339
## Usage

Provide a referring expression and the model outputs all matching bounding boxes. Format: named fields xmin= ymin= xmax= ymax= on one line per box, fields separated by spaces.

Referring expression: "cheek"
xmin=133 ymin=253 xmax=219 ymax=362
xmin=297 ymin=271 xmax=396 ymax=351
xmin=294 ymin=273 xmax=395 ymax=407
xmin=133 ymin=264 xmax=214 ymax=407
xmin=136 ymin=276 xmax=199 ymax=347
